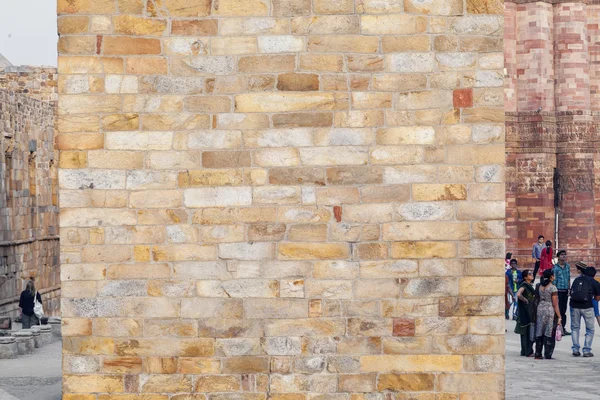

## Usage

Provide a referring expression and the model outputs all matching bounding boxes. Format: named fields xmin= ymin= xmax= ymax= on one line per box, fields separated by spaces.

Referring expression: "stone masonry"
xmin=57 ymin=0 xmax=505 ymax=398
xmin=0 ymin=62 xmax=60 ymax=318
xmin=505 ymin=0 xmax=600 ymax=264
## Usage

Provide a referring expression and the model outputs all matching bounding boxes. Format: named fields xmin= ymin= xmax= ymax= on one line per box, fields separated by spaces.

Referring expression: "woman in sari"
xmin=515 ymin=269 xmax=535 ymax=356
xmin=534 ymin=269 xmax=562 ymax=359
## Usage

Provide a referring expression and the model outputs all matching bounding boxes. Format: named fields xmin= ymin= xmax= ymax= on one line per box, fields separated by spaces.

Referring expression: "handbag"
xmin=555 ymin=324 xmax=563 ymax=342
xmin=33 ymin=292 xmax=44 ymax=320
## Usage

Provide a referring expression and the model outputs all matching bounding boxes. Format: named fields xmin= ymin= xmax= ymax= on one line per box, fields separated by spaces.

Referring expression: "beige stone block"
xmin=315 ymin=187 xmax=360 ymax=205
xmin=298 ymin=54 xmax=343 ymax=72
xmin=361 ymin=15 xmax=427 ymax=34
xmin=382 ymin=337 xmax=431 ymax=354
xmin=62 ymin=318 xmax=93 ymax=336
xmin=93 ymin=318 xmax=143 ymax=337
xmin=305 ymin=280 xmax=353 ymax=299
xmin=182 ymin=298 xmax=243 ymax=319
xmin=212 ymin=0 xmax=270 ymax=16
xmin=373 ymin=76 xmax=426 ymax=95
xmin=63 ymin=337 xmax=116 ymax=356
xmin=314 ymin=261 xmax=359 ymax=279
xmin=308 ymin=36 xmax=378 ymax=53
xmin=300 ymin=147 xmax=368 ymax=166
xmin=152 ymin=244 xmax=216 ymax=261
xmin=139 ymin=375 xmax=192 ymax=393
xmin=278 ymin=243 xmax=350 ymax=260
xmin=434 ymin=335 xmax=504 ymax=355
xmin=343 ymin=204 xmax=393 ymax=223
xmin=459 ymin=277 xmax=504 ymax=296
xmin=314 ymin=0 xmax=353 ymax=14
xmin=391 ymin=242 xmax=456 ymax=259
xmin=220 ymin=17 xmax=288 ymax=35
xmin=355 ymin=279 xmax=400 ymax=298
xmin=370 ymin=146 xmax=423 ymax=165
xmin=334 ymin=110 xmax=384 ymax=128
xmin=194 ymin=375 xmax=241 ymax=392
xmin=359 ymin=260 xmax=418 ymax=278
xmin=171 ymin=19 xmax=218 ymax=36
xmin=102 ymin=357 xmax=143 ymax=374
xmin=235 ymin=92 xmax=347 ymax=113
xmin=405 ymin=0 xmax=463 ymax=14
xmin=339 ymin=374 xmax=376 ymax=393
xmin=376 ymin=127 xmax=435 ymax=145
xmin=165 ymin=0 xmax=212 ymax=16
xmin=382 ymin=36 xmax=430 ymax=52
xmin=351 ymin=92 xmax=392 ymax=109
xmin=292 ymin=15 xmax=359 ymax=35
xmin=147 ymin=281 xmax=196 ymax=298
xmin=456 ymin=201 xmax=504 ymax=221
xmin=211 ymin=37 xmax=258 ymax=55
xmin=58 ymin=36 xmax=96 ymax=55
xmin=179 ymin=357 xmax=221 ymax=374
xmin=288 ymin=224 xmax=328 ymax=242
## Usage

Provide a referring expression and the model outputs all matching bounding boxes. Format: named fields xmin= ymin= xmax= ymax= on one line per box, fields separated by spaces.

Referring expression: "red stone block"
xmin=453 ymin=88 xmax=473 ymax=108
xmin=392 ymin=318 xmax=415 ymax=337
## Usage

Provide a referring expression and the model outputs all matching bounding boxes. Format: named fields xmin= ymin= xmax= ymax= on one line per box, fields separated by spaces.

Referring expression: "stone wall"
xmin=0 ymin=66 xmax=59 ymax=102
xmin=505 ymin=1 xmax=600 ymax=265
xmin=0 ymin=89 xmax=60 ymax=318
xmin=57 ymin=0 xmax=505 ymax=398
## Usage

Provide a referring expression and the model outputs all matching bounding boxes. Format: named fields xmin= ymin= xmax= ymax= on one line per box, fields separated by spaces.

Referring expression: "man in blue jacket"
xmin=506 ymin=259 xmax=523 ymax=320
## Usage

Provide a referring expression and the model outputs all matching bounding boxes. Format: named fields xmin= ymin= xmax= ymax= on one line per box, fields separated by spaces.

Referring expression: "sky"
xmin=0 ymin=0 xmax=58 ymax=67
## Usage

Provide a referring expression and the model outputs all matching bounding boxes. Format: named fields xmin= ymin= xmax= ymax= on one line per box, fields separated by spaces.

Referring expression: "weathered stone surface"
xmin=56 ymin=1 xmax=505 ymax=397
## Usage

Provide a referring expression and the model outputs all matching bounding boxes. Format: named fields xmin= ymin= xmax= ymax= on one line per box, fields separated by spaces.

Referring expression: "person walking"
xmin=532 ymin=235 xmax=545 ymax=279
xmin=570 ymin=266 xmax=600 ymax=357
xmin=553 ymin=250 xmax=571 ymax=335
xmin=506 ymin=259 xmax=522 ymax=320
xmin=515 ymin=269 xmax=536 ymax=357
xmin=18 ymin=281 xmax=42 ymax=329
xmin=534 ymin=270 xmax=562 ymax=360
xmin=539 ymin=240 xmax=554 ymax=278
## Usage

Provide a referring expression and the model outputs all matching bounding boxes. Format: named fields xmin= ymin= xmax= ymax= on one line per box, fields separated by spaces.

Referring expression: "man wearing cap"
xmin=570 ymin=266 xmax=600 ymax=357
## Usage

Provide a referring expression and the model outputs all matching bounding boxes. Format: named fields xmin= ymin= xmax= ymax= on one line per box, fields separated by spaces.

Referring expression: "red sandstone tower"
xmin=506 ymin=1 xmax=600 ymax=264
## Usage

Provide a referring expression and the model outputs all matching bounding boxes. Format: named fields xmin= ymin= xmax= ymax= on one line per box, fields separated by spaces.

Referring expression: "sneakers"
xmin=573 ymin=351 xmax=581 ymax=357
xmin=583 ymin=352 xmax=594 ymax=358
xmin=564 ymin=331 xmax=572 ymax=336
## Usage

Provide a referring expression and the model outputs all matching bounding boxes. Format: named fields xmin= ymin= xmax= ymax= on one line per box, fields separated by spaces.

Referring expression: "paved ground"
xmin=0 ymin=336 xmax=61 ymax=400
xmin=506 ymin=316 xmax=600 ymax=400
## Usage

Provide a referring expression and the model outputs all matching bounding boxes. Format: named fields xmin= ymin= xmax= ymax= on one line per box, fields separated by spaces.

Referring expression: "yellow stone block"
xmin=59 ymin=151 xmax=88 ymax=169
xmin=165 ymin=0 xmax=212 ymax=16
xmin=113 ymin=15 xmax=167 ymax=36
xmin=278 ymin=243 xmax=350 ymax=260
xmin=391 ymin=242 xmax=456 ymax=259
xmin=412 ymin=184 xmax=467 ymax=201
xmin=360 ymin=355 xmax=462 ymax=373
xmin=212 ymin=0 xmax=270 ymax=15
xmin=63 ymin=375 xmax=124 ymax=393
xmin=58 ymin=0 xmax=116 ymax=14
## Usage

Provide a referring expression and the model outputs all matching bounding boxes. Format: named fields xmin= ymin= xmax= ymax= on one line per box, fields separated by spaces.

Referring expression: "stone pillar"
xmin=39 ymin=325 xmax=52 ymax=346
xmin=48 ymin=316 xmax=61 ymax=340
xmin=30 ymin=325 xmax=42 ymax=348
xmin=554 ymin=2 xmax=597 ymax=254
xmin=0 ymin=336 xmax=17 ymax=359
xmin=13 ymin=330 xmax=34 ymax=355
xmin=505 ymin=1 xmax=556 ymax=256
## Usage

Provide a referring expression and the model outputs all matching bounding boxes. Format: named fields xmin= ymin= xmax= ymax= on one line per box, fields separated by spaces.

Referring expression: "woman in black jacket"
xmin=18 ymin=280 xmax=42 ymax=329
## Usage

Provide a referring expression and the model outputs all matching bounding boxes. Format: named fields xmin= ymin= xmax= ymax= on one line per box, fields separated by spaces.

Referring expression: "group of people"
xmin=506 ymin=235 xmax=600 ymax=359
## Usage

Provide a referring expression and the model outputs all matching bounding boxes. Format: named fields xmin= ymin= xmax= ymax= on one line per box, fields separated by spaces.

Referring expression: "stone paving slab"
xmin=0 ymin=340 xmax=61 ymax=400
xmin=506 ymin=318 xmax=600 ymax=400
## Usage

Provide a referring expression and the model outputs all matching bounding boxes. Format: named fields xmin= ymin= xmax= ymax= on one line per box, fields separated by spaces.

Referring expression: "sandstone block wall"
xmin=505 ymin=0 xmax=600 ymax=264
xmin=0 ymin=88 xmax=60 ymax=317
xmin=0 ymin=66 xmax=59 ymax=102
xmin=57 ymin=0 xmax=505 ymax=398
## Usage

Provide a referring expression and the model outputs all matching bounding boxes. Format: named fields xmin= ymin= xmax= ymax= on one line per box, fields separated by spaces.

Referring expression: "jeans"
xmin=571 ymin=307 xmax=595 ymax=354
xmin=21 ymin=313 xmax=39 ymax=329
xmin=557 ymin=290 xmax=569 ymax=330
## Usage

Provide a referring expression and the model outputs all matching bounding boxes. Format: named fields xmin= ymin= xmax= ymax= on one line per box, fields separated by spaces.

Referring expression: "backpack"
xmin=571 ymin=276 xmax=592 ymax=303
